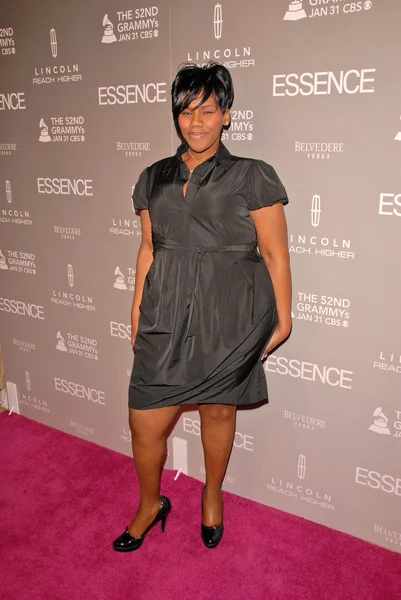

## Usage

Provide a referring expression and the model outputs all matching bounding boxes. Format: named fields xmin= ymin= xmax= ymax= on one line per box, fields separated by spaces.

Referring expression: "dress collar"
xmin=176 ymin=141 xmax=232 ymax=172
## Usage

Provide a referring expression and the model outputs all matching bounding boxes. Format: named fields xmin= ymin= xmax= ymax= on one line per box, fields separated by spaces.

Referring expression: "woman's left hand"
xmin=261 ymin=322 xmax=291 ymax=361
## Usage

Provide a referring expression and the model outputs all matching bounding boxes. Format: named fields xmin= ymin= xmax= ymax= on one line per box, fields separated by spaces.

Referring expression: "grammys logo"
xmin=51 ymin=263 xmax=95 ymax=311
xmin=0 ymin=26 xmax=16 ymax=56
xmin=293 ymin=291 xmax=351 ymax=328
xmin=368 ymin=404 xmax=401 ymax=445
xmin=101 ymin=8 xmax=160 ymax=43
xmin=267 ymin=453 xmax=335 ymax=511
xmin=33 ymin=27 xmax=82 ymax=85
xmin=283 ymin=0 xmax=373 ymax=21
xmin=102 ymin=15 xmax=117 ymax=43
xmin=18 ymin=372 xmax=50 ymax=413
xmin=186 ymin=2 xmax=255 ymax=70
xmin=38 ymin=116 xmax=85 ymax=144
xmin=289 ymin=193 xmax=355 ymax=260
xmin=220 ymin=108 xmax=254 ymax=142
xmin=0 ymin=249 xmax=36 ymax=274
xmin=56 ymin=330 xmax=99 ymax=361
xmin=113 ymin=266 xmax=135 ymax=291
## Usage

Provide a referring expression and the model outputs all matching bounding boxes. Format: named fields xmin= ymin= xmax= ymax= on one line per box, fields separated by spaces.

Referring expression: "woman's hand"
xmin=131 ymin=306 xmax=140 ymax=350
xmin=261 ymin=321 xmax=291 ymax=361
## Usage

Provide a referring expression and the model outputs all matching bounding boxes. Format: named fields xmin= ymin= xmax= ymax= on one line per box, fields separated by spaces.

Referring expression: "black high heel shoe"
xmin=112 ymin=495 xmax=171 ymax=552
xmin=201 ymin=486 xmax=224 ymax=549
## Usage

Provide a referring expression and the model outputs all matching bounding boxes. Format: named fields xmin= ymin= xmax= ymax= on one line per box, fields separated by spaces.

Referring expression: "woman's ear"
xmin=222 ymin=109 xmax=231 ymax=128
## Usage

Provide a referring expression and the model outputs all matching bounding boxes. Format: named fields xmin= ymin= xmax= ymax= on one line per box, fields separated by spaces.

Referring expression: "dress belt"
xmin=152 ymin=237 xmax=258 ymax=342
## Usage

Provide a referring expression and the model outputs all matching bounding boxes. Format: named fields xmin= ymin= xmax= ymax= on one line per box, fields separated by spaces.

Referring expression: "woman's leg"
xmin=128 ymin=405 xmax=181 ymax=537
xmin=198 ymin=403 xmax=237 ymax=526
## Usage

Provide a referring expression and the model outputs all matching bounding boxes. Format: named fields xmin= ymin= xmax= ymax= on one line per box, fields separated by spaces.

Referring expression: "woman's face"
xmin=177 ymin=92 xmax=230 ymax=154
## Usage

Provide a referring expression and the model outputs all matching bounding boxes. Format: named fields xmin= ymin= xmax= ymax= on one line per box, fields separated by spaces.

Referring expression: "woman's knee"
xmin=199 ymin=403 xmax=236 ymax=424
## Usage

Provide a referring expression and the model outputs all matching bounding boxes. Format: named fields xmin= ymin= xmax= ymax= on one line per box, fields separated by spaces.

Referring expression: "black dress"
xmin=128 ymin=142 xmax=288 ymax=410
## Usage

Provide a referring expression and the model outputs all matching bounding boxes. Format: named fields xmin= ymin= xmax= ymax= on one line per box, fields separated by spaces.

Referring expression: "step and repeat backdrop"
xmin=0 ymin=0 xmax=400 ymax=552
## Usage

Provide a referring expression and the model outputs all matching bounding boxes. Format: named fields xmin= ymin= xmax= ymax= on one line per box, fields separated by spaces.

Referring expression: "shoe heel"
xmin=161 ymin=514 xmax=167 ymax=532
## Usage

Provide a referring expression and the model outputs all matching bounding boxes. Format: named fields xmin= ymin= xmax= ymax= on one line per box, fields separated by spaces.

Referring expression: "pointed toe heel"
xmin=113 ymin=495 xmax=171 ymax=553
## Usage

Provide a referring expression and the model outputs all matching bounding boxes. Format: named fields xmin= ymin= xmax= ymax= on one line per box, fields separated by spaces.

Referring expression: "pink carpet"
xmin=1 ymin=412 xmax=401 ymax=600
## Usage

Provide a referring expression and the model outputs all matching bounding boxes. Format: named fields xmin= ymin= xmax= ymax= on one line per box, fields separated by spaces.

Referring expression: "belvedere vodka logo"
xmin=284 ymin=409 xmax=327 ymax=432
xmin=54 ymin=224 xmax=82 ymax=240
xmin=50 ymin=28 xmax=57 ymax=58
xmin=0 ymin=142 xmax=17 ymax=156
xmin=13 ymin=338 xmax=36 ymax=353
xmin=0 ymin=250 xmax=8 ymax=270
xmin=39 ymin=118 xmax=51 ymax=142
xmin=284 ymin=1 xmax=307 ymax=21
xmin=295 ymin=141 xmax=344 ymax=160
xmin=213 ymin=3 xmax=223 ymax=39
xmin=102 ymin=15 xmax=117 ymax=43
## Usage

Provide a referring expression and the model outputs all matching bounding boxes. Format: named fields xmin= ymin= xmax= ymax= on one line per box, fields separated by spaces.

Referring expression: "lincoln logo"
xmin=67 ymin=263 xmax=74 ymax=287
xmin=50 ymin=27 xmax=57 ymax=58
xmin=297 ymin=454 xmax=306 ymax=479
xmin=311 ymin=194 xmax=321 ymax=228
xmin=25 ymin=371 xmax=32 ymax=391
xmin=5 ymin=180 xmax=12 ymax=203
xmin=213 ymin=3 xmax=223 ymax=40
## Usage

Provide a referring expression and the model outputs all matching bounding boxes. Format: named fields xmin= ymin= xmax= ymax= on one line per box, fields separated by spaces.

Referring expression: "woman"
xmin=113 ymin=62 xmax=291 ymax=552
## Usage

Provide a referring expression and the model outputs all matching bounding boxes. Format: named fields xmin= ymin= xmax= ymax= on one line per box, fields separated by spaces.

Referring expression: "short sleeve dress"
xmin=129 ymin=142 xmax=288 ymax=410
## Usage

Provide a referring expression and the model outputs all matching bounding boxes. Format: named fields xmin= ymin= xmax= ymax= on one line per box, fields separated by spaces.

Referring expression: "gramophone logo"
xmin=50 ymin=28 xmax=57 ymax=58
xmin=284 ymin=1 xmax=307 ymax=21
xmin=25 ymin=371 xmax=32 ymax=391
xmin=311 ymin=194 xmax=321 ymax=228
xmin=114 ymin=266 xmax=128 ymax=290
xmin=56 ymin=331 xmax=68 ymax=352
xmin=39 ymin=118 xmax=52 ymax=143
xmin=395 ymin=117 xmax=401 ymax=141
xmin=369 ymin=407 xmax=391 ymax=436
xmin=213 ymin=3 xmax=223 ymax=40
xmin=5 ymin=180 xmax=12 ymax=203
xmin=102 ymin=14 xmax=117 ymax=43
xmin=0 ymin=250 xmax=9 ymax=270
xmin=67 ymin=263 xmax=74 ymax=287
xmin=297 ymin=454 xmax=306 ymax=479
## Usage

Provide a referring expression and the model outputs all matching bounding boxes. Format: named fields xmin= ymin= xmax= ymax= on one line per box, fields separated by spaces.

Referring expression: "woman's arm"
xmin=131 ymin=209 xmax=153 ymax=347
xmin=250 ymin=202 xmax=292 ymax=358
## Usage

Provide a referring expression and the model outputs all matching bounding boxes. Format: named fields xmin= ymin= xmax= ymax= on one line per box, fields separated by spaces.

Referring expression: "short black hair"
xmin=171 ymin=62 xmax=234 ymax=138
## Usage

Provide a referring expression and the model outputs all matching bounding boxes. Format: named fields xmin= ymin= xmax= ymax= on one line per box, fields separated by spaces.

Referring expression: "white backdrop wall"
xmin=0 ymin=0 xmax=400 ymax=553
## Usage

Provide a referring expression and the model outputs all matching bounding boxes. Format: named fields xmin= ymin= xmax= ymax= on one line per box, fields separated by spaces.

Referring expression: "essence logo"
xmin=50 ymin=28 xmax=57 ymax=58
xmin=213 ymin=3 xmax=223 ymax=40
xmin=355 ymin=467 xmax=401 ymax=496
xmin=54 ymin=377 xmax=106 ymax=405
xmin=273 ymin=69 xmax=376 ymax=97
xmin=265 ymin=355 xmax=353 ymax=389
xmin=0 ymin=297 xmax=44 ymax=319
xmin=378 ymin=193 xmax=401 ymax=217
xmin=37 ymin=178 xmax=93 ymax=196
xmin=311 ymin=194 xmax=321 ymax=227
xmin=0 ymin=92 xmax=26 ymax=111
